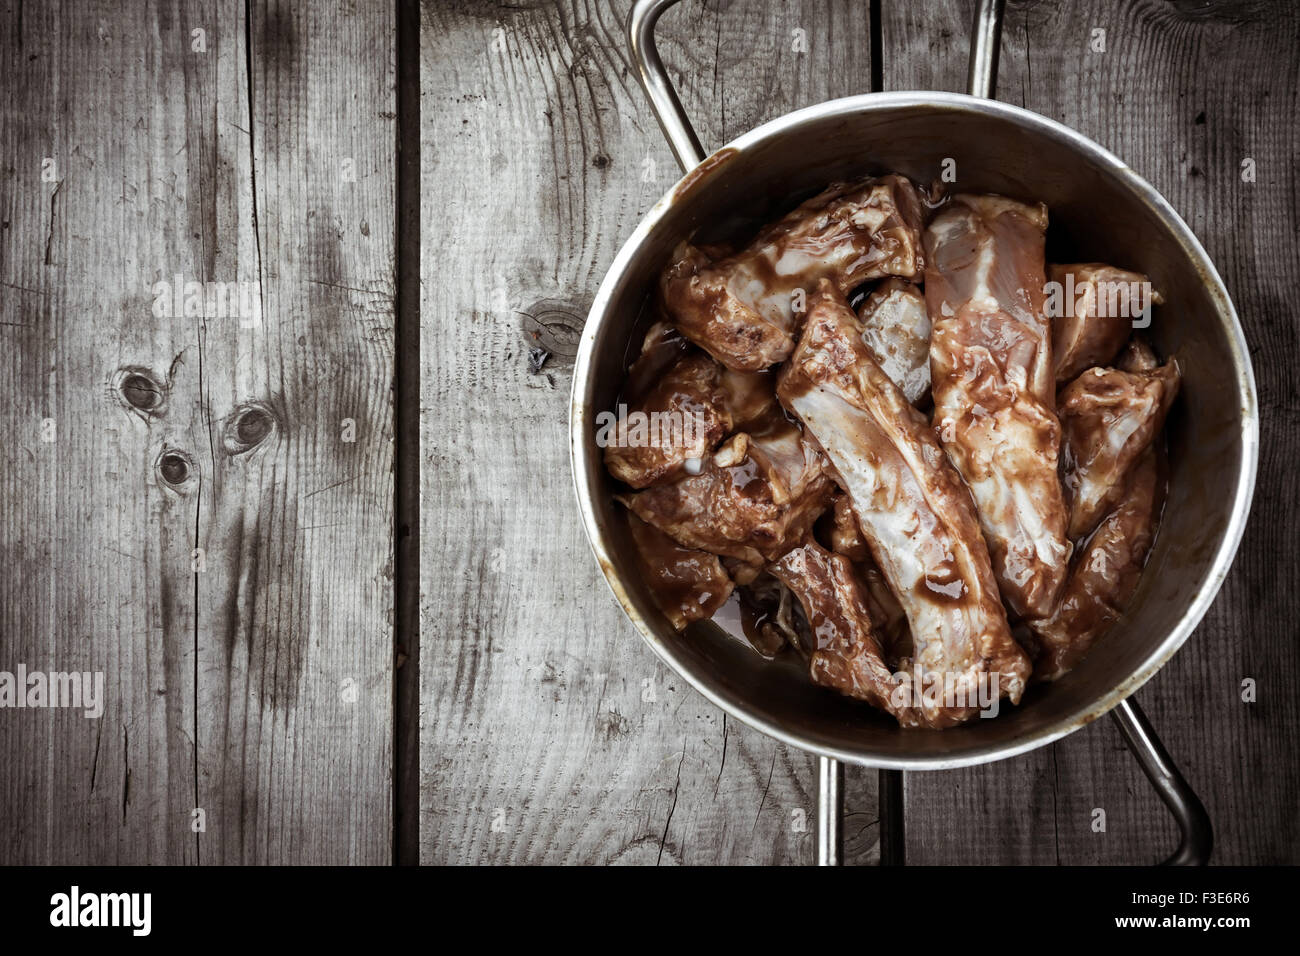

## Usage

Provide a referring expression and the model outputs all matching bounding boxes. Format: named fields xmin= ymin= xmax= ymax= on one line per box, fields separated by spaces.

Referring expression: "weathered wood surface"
xmin=0 ymin=0 xmax=395 ymax=864
xmin=419 ymin=0 xmax=884 ymax=864
xmin=884 ymin=0 xmax=1300 ymax=865
xmin=4 ymin=0 xmax=1294 ymax=867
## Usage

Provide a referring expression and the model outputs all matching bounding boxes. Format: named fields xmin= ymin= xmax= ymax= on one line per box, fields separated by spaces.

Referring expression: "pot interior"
xmin=573 ymin=95 xmax=1256 ymax=768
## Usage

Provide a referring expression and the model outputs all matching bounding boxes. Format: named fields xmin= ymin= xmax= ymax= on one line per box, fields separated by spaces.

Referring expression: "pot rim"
xmin=569 ymin=90 xmax=1260 ymax=770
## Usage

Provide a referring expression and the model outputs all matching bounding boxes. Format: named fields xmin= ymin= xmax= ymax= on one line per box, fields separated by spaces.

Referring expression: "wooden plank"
xmin=883 ymin=0 xmax=1300 ymax=864
xmin=419 ymin=0 xmax=881 ymax=864
xmin=0 ymin=0 xmax=394 ymax=864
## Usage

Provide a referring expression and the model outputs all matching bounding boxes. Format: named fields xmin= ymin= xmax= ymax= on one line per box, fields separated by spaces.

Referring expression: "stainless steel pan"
xmin=570 ymin=0 xmax=1259 ymax=865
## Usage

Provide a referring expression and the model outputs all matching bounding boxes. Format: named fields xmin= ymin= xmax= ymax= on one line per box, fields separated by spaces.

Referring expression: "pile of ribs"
xmin=604 ymin=173 xmax=1179 ymax=729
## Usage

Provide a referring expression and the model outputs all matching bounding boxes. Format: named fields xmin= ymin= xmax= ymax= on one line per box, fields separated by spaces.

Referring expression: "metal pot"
xmin=570 ymin=0 xmax=1258 ymax=865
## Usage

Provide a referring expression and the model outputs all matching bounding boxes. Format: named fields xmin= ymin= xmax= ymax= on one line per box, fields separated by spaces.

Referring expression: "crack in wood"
xmin=656 ymin=743 xmax=686 ymax=866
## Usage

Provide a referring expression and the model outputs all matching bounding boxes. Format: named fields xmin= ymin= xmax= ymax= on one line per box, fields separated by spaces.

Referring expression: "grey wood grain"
xmin=4 ymin=0 xmax=1291 ymax=868
xmin=0 ymin=0 xmax=394 ymax=864
xmin=418 ymin=0 xmax=882 ymax=864
xmin=884 ymin=0 xmax=1300 ymax=865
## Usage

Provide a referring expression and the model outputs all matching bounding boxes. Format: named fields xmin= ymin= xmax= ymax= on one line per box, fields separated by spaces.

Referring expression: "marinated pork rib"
xmin=1049 ymin=263 xmax=1162 ymax=383
xmin=824 ymin=493 xmax=911 ymax=660
xmin=1028 ymin=447 xmax=1165 ymax=680
xmin=603 ymin=349 xmax=732 ymax=489
xmin=1059 ymin=357 xmax=1180 ymax=540
xmin=627 ymin=514 xmax=734 ymax=631
xmin=778 ymin=281 xmax=1030 ymax=722
xmin=925 ymin=193 xmax=1071 ymax=619
xmin=772 ymin=541 xmax=959 ymax=727
xmin=857 ymin=278 xmax=931 ymax=405
xmin=660 ymin=175 xmax=926 ymax=372
xmin=827 ymin=494 xmax=912 ymax=657
xmin=622 ymin=423 xmax=833 ymax=568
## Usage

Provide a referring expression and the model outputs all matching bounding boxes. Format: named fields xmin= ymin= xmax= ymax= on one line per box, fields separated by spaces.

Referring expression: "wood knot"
xmin=223 ymin=401 xmax=278 ymax=456
xmin=518 ymin=298 xmax=585 ymax=374
xmin=113 ymin=366 xmax=167 ymax=417
xmin=156 ymin=448 xmax=197 ymax=490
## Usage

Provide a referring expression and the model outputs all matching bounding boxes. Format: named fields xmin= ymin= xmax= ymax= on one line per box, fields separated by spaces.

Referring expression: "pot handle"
xmin=967 ymin=0 xmax=1005 ymax=98
xmin=1109 ymin=698 xmax=1214 ymax=865
xmin=628 ymin=0 xmax=706 ymax=171
xmin=629 ymin=0 xmax=1004 ymax=160
xmin=628 ymin=0 xmax=1212 ymax=868
xmin=817 ymin=756 xmax=844 ymax=865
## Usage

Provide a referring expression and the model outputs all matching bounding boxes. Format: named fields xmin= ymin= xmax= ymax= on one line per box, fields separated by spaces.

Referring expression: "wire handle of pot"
xmin=631 ymin=0 xmax=1007 ymax=167
xmin=627 ymin=0 xmax=705 ymax=172
xmin=816 ymin=756 xmax=844 ymax=865
xmin=1110 ymin=698 xmax=1214 ymax=865
xmin=967 ymin=0 xmax=1006 ymax=99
